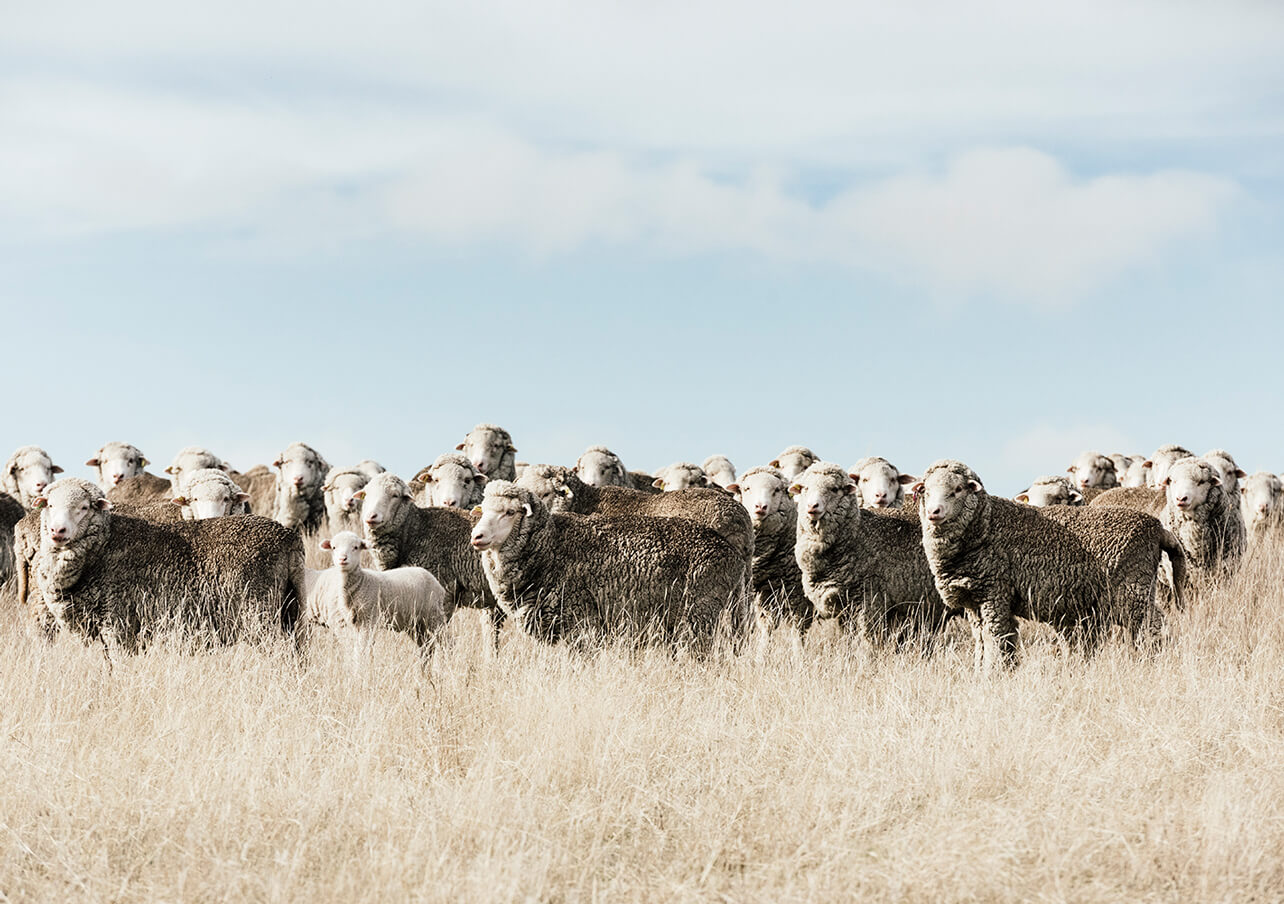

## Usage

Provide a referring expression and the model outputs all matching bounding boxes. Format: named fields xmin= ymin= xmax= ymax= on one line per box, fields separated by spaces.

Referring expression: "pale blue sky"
xmin=3 ymin=1 xmax=1281 ymax=493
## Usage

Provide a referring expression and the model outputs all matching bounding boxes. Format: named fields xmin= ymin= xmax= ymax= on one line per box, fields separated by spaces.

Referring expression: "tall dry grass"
xmin=3 ymin=538 xmax=1283 ymax=902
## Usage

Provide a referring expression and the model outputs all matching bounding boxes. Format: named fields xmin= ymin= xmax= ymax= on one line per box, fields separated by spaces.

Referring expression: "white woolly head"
xmin=322 ymin=466 xmax=372 ymax=515
xmin=320 ymin=530 xmax=366 ymax=572
xmin=516 ymin=464 xmax=576 ymax=513
xmin=471 ymin=480 xmax=536 ymax=550
xmin=1121 ymin=457 xmax=1149 ymax=488
xmin=1241 ymin=472 xmax=1284 ymax=529
xmin=1202 ymin=449 xmax=1246 ymax=494
xmin=1016 ymin=475 xmax=1084 ymax=507
xmin=175 ymin=468 xmax=249 ymax=520
xmin=849 ymin=456 xmax=913 ymax=509
xmin=730 ymin=466 xmax=792 ymax=524
xmin=422 ymin=452 xmax=486 ymax=508
xmin=35 ymin=477 xmax=110 ymax=546
xmin=85 ymin=441 xmax=148 ymax=490
xmin=652 ymin=462 xmax=708 ymax=492
xmin=274 ymin=442 xmax=329 ymax=493
xmin=166 ymin=446 xmax=228 ymax=496
xmin=457 ymin=423 xmax=515 ymax=477
xmin=1145 ymin=444 xmax=1194 ymax=488
xmin=915 ymin=459 xmax=985 ymax=528
xmin=787 ymin=462 xmax=857 ymax=525
xmin=5 ymin=445 xmax=63 ymax=507
xmin=1163 ymin=458 xmax=1222 ymax=516
xmin=354 ymin=460 xmax=386 ymax=478
xmin=575 ymin=445 xmax=628 ymax=488
xmin=769 ymin=446 xmax=819 ymax=481
xmin=701 ymin=455 xmax=738 ymax=490
xmin=1066 ymin=450 xmax=1117 ymax=490
xmin=358 ymin=472 xmax=412 ymax=530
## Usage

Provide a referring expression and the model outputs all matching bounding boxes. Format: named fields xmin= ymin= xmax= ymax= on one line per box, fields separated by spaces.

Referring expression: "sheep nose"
xmin=1176 ymin=496 xmax=1190 ymax=508
xmin=806 ymin=503 xmax=822 ymax=515
xmin=472 ymin=461 xmax=487 ymax=473
xmin=364 ymin=513 xmax=380 ymax=525
xmin=441 ymin=498 xmax=459 ymax=508
xmin=292 ymin=475 xmax=305 ymax=487
xmin=469 ymin=530 xmax=487 ymax=548
xmin=928 ymin=507 xmax=943 ymax=520
xmin=34 ymin=481 xmax=47 ymax=492
xmin=753 ymin=504 xmax=768 ymax=516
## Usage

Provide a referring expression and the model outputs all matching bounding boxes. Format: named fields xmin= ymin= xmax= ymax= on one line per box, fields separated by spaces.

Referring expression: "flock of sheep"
xmin=3 ymin=426 xmax=1280 ymax=671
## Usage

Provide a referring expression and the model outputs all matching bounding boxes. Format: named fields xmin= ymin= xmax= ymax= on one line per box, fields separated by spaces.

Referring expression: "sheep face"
xmin=86 ymin=442 xmax=147 ymax=489
xmin=7 ymin=446 xmax=62 ymax=506
xmin=358 ymin=475 xmax=412 ymax=529
xmin=1146 ymin=445 xmax=1194 ymax=488
xmin=1202 ymin=450 xmax=1246 ymax=493
xmin=770 ymin=447 xmax=818 ymax=481
xmin=321 ymin=531 xmax=366 ymax=571
xmin=166 ymin=446 xmax=226 ymax=495
xmin=36 ymin=478 xmax=110 ymax=546
xmin=516 ymin=465 xmax=574 ymax=513
xmin=1241 ymin=473 xmax=1283 ymax=528
xmin=275 ymin=443 xmax=327 ymax=492
xmin=653 ymin=463 xmax=707 ymax=492
xmin=470 ymin=493 xmax=530 ymax=550
xmin=575 ymin=447 xmax=627 ymax=488
xmin=1163 ymin=459 xmax=1220 ymax=514
xmin=1121 ymin=459 xmax=1149 ymax=488
xmin=702 ymin=456 xmax=737 ymax=490
xmin=788 ymin=464 xmax=856 ymax=525
xmin=1016 ymin=476 xmax=1084 ymax=507
xmin=325 ymin=471 xmax=369 ymax=515
xmin=731 ymin=469 xmax=789 ymax=524
xmin=457 ymin=425 xmax=514 ymax=477
xmin=1066 ymin=451 xmax=1116 ymax=490
xmin=355 ymin=460 xmax=386 ymax=478
xmin=916 ymin=464 xmax=983 ymax=527
xmin=178 ymin=469 xmax=249 ymax=519
xmin=426 ymin=458 xmax=485 ymax=508
xmin=851 ymin=458 xmax=911 ymax=509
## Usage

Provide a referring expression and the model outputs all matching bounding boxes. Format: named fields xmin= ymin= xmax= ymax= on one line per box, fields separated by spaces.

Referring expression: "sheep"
xmin=457 ymin=423 xmax=517 ymax=482
xmin=1107 ymin=453 xmax=1134 ymax=481
xmin=726 ymin=467 xmax=811 ymax=641
xmin=1145 ymin=444 xmax=1194 ymax=488
xmin=85 ymin=442 xmax=149 ymax=491
xmin=410 ymin=453 xmax=487 ymax=510
xmin=355 ymin=460 xmax=386 ymax=478
xmin=1158 ymin=458 xmax=1245 ymax=584
xmin=574 ymin=445 xmax=630 ymax=488
xmin=848 ymin=456 xmax=916 ymax=510
xmin=652 ymin=462 xmax=710 ymax=492
xmin=227 ymin=465 xmax=276 ymax=517
xmin=0 ymin=491 xmax=25 ymax=581
xmin=25 ymin=478 xmax=304 ymax=652
xmin=172 ymin=468 xmax=250 ymax=520
xmin=322 ymin=466 xmax=375 ymax=536
xmin=307 ymin=531 xmax=446 ymax=667
xmin=769 ymin=445 xmax=819 ymax=481
xmin=1066 ymin=450 xmax=1119 ymax=495
xmin=515 ymin=464 xmax=753 ymax=561
xmin=1120 ymin=457 xmax=1150 ymax=488
xmin=106 ymin=472 xmax=173 ymax=506
xmin=1089 ymin=485 xmax=1166 ymax=515
xmin=272 ymin=442 xmax=330 ymax=532
xmin=4 ymin=446 xmax=63 ymax=509
xmin=1241 ymin=472 xmax=1284 ymax=546
xmin=165 ymin=446 xmax=229 ymax=496
xmin=914 ymin=460 xmax=1112 ymax=671
xmin=469 ymin=481 xmax=750 ymax=652
xmin=1203 ymin=448 xmax=1248 ymax=550
xmin=789 ymin=463 xmax=948 ymax=648
xmin=1015 ymin=476 xmax=1085 ymax=507
xmin=702 ymin=455 xmax=738 ymax=490
xmin=357 ymin=473 xmax=504 ymax=648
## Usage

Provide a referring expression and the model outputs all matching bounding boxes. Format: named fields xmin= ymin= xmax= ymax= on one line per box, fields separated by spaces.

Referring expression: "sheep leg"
xmin=978 ymin=590 xmax=1018 ymax=670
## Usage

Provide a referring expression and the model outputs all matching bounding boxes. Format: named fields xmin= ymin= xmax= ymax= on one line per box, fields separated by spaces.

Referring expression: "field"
xmin=3 ymin=541 xmax=1283 ymax=903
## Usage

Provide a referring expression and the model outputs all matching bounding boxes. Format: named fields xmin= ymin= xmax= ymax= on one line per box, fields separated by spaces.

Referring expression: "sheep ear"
xmin=358 ymin=539 xmax=368 ymax=550
xmin=844 ymin=484 xmax=858 ymax=495
xmin=272 ymin=459 xmax=283 ymax=468
xmin=507 ymin=444 xmax=517 ymax=452
xmin=164 ymin=465 xmax=175 ymax=474
xmin=1015 ymin=493 xmax=1030 ymax=504
xmin=726 ymin=483 xmax=740 ymax=495
xmin=523 ymin=502 xmax=532 ymax=516
xmin=897 ymin=474 xmax=916 ymax=485
xmin=140 ymin=458 xmax=150 ymax=467
xmin=558 ymin=485 xmax=573 ymax=499
xmin=218 ymin=463 xmax=230 ymax=472
xmin=1240 ymin=486 xmax=1247 ymax=495
xmin=652 ymin=479 xmax=664 ymax=489
xmin=171 ymin=496 xmax=188 ymax=506
xmin=769 ymin=459 xmax=781 ymax=468
xmin=1161 ymin=477 xmax=1172 ymax=487
xmin=967 ymin=480 xmax=982 ymax=493
xmin=320 ymin=539 xmax=332 ymax=550
xmin=848 ymin=473 xmax=860 ymax=482
xmin=353 ymin=490 xmax=366 ymax=500
xmin=455 ymin=442 xmax=465 ymax=451
xmin=95 ymin=498 xmax=111 ymax=511
xmin=476 ymin=474 xmax=487 ymax=485
xmin=787 ymin=484 xmax=802 ymax=496
xmin=32 ymin=496 xmax=47 ymax=510
xmin=909 ymin=481 xmax=925 ymax=497
xmin=1236 ymin=469 xmax=1248 ymax=479
xmin=235 ymin=492 xmax=250 ymax=503
xmin=1069 ymin=490 xmax=1085 ymax=504
xmin=52 ymin=465 xmax=63 ymax=474
xmin=85 ymin=457 xmax=100 ymax=467
xmin=1066 ymin=465 xmax=1077 ymax=473
xmin=1142 ymin=460 xmax=1154 ymax=469
xmin=471 ymin=505 xmax=483 ymax=515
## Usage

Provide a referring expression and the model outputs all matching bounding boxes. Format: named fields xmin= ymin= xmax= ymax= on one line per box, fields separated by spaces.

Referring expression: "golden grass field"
xmin=3 ymin=537 xmax=1283 ymax=903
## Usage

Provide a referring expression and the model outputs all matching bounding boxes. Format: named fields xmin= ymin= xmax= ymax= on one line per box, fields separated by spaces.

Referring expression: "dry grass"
xmin=3 ymin=540 xmax=1284 ymax=903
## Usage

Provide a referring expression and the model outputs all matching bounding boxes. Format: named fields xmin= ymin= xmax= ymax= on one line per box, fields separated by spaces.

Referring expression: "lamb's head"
xmin=422 ymin=452 xmax=486 ymax=508
xmin=769 ymin=445 xmax=819 ymax=481
xmin=357 ymin=473 xmax=413 ymax=533
xmin=274 ymin=442 xmax=328 ymax=493
xmin=1066 ymin=451 xmax=1117 ymax=491
xmin=1163 ymin=458 xmax=1224 ymax=517
xmin=914 ymin=460 xmax=985 ymax=531
xmin=701 ymin=455 xmax=738 ymax=490
xmin=471 ymin=481 xmax=544 ymax=550
xmin=1241 ymin=472 xmax=1283 ymax=529
xmin=1016 ymin=475 xmax=1084 ymax=507
xmin=320 ymin=531 xmax=366 ymax=572
xmin=788 ymin=462 xmax=858 ymax=527
xmin=575 ymin=445 xmax=628 ymax=488
xmin=1202 ymin=449 xmax=1247 ymax=495
xmin=85 ymin=442 xmax=148 ymax=490
xmin=652 ymin=462 xmax=709 ymax=492
xmin=166 ymin=446 xmax=228 ymax=496
xmin=517 ymin=464 xmax=581 ymax=513
xmin=729 ymin=466 xmax=792 ymax=525
xmin=1145 ymin=444 xmax=1194 ymax=488
xmin=35 ymin=477 xmax=110 ymax=546
xmin=175 ymin=468 xmax=249 ymax=519
xmin=6 ymin=445 xmax=63 ymax=507
xmin=457 ymin=423 xmax=515 ymax=477
xmin=322 ymin=467 xmax=371 ymax=516
xmin=849 ymin=456 xmax=913 ymax=510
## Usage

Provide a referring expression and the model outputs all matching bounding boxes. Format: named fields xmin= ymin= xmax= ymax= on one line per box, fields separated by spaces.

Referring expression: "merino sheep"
xmin=1145 ymin=444 xmax=1194 ymax=488
xmin=4 ymin=446 xmax=63 ymax=509
xmin=26 ymin=478 xmax=304 ymax=651
xmin=1120 ymin=457 xmax=1150 ymax=488
xmin=1241 ymin=472 xmax=1284 ymax=545
xmin=308 ymin=531 xmax=446 ymax=665
xmin=165 ymin=446 xmax=229 ymax=496
xmin=457 ymin=423 xmax=517 ymax=482
xmin=516 ymin=464 xmax=753 ymax=561
xmin=915 ymin=460 xmax=1112 ymax=670
xmin=0 ymin=491 xmax=25 ymax=581
xmin=357 ymin=473 xmax=504 ymax=647
xmin=173 ymin=468 xmax=250 ymax=520
xmin=1015 ymin=476 xmax=1085 ymax=507
xmin=1090 ymin=485 xmax=1166 ymax=515
xmin=726 ymin=467 xmax=811 ymax=640
xmin=355 ymin=460 xmax=386 ymax=478
xmin=272 ymin=442 xmax=329 ymax=532
xmin=701 ymin=456 xmax=738 ymax=490
xmin=790 ymin=463 xmax=948 ymax=647
xmin=849 ymin=457 xmax=916 ymax=510
xmin=411 ymin=453 xmax=487 ymax=509
xmin=1066 ymin=450 xmax=1119 ymax=492
xmin=1158 ymin=458 xmax=1245 ymax=584
xmin=85 ymin=442 xmax=149 ymax=491
xmin=652 ymin=462 xmax=710 ymax=492
xmin=470 ymin=481 xmax=750 ymax=652
xmin=770 ymin=446 xmax=819 ymax=481
xmin=322 ymin=466 xmax=375 ymax=536
xmin=574 ymin=446 xmax=629 ymax=487
xmin=106 ymin=472 xmax=173 ymax=506
xmin=227 ymin=465 xmax=275 ymax=517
